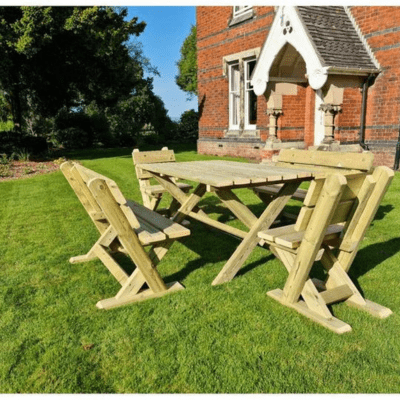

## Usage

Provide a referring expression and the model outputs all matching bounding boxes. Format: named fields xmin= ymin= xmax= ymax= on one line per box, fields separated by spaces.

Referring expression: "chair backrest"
xmin=276 ymin=149 xmax=374 ymax=173
xmin=132 ymin=147 xmax=176 ymax=180
xmin=295 ymin=166 xmax=394 ymax=252
xmin=60 ymin=161 xmax=140 ymax=231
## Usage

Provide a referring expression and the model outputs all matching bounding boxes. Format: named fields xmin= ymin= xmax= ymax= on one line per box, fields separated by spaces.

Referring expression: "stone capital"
xmin=318 ymin=103 xmax=342 ymax=114
xmin=266 ymin=108 xmax=283 ymax=117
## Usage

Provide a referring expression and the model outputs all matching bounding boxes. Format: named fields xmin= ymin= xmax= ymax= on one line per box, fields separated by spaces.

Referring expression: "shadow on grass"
xmin=197 ymin=196 xmax=301 ymax=226
xmin=163 ymin=218 xmax=273 ymax=284
xmin=370 ymin=204 xmax=394 ymax=223
xmin=350 ymin=236 xmax=400 ymax=279
xmin=105 ymin=192 xmax=398 ymax=291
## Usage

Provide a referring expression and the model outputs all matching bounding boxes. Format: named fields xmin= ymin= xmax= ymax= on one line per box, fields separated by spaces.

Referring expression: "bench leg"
xmin=96 ymin=281 xmax=184 ymax=309
xmin=96 ymin=253 xmax=184 ymax=310
xmin=69 ymin=225 xmax=117 ymax=264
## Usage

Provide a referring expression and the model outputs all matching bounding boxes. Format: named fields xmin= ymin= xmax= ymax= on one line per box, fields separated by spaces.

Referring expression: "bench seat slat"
xmin=258 ymin=224 xmax=343 ymax=249
xmin=127 ymin=200 xmax=190 ymax=244
xmin=254 ymin=184 xmax=307 ymax=201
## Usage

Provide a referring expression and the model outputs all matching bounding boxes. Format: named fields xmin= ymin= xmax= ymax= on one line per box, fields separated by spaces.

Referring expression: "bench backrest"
xmin=276 ymin=149 xmax=374 ymax=172
xmin=132 ymin=147 xmax=176 ymax=179
xmin=60 ymin=161 xmax=140 ymax=231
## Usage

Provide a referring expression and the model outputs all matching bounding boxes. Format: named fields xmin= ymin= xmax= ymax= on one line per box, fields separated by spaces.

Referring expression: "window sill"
xmin=225 ymin=129 xmax=260 ymax=138
xmin=229 ymin=9 xmax=255 ymax=27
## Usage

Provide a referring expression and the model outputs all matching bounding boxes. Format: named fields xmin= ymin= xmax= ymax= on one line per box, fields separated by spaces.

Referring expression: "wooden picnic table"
xmin=138 ymin=160 xmax=366 ymax=286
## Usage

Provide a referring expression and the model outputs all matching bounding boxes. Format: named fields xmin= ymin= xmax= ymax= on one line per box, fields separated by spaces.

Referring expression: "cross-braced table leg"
xmin=212 ymin=181 xmax=301 ymax=285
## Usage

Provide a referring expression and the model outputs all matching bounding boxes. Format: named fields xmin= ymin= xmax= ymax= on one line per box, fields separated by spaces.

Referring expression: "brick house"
xmin=197 ymin=6 xmax=400 ymax=168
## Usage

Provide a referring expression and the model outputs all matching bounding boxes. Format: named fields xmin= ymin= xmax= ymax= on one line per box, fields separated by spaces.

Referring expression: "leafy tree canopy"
xmin=0 ymin=6 xmax=146 ymax=131
xmin=176 ymin=25 xmax=197 ymax=98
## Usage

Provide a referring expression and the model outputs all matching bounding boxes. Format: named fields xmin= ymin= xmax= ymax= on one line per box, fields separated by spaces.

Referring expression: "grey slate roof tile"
xmin=296 ymin=6 xmax=377 ymax=70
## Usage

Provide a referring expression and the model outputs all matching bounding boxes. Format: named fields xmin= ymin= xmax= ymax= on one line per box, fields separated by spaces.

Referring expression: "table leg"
xmin=212 ymin=181 xmax=301 ymax=286
xmin=214 ymin=188 xmax=258 ymax=229
xmin=147 ymin=178 xmax=208 ymax=264
xmin=151 ymin=173 xmax=208 ymax=219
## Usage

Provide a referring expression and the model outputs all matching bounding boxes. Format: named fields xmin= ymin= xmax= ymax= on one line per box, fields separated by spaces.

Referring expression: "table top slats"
xmin=137 ymin=160 xmax=362 ymax=188
xmin=139 ymin=161 xmax=236 ymax=186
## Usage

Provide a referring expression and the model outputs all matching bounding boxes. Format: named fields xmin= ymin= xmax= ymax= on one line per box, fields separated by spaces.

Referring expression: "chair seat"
xmin=144 ymin=182 xmax=192 ymax=195
xmin=127 ymin=200 xmax=190 ymax=245
xmin=254 ymin=184 xmax=307 ymax=201
xmin=258 ymin=223 xmax=343 ymax=249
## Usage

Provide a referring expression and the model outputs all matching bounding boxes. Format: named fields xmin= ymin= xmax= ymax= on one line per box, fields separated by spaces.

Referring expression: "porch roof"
xmin=297 ymin=6 xmax=377 ymax=71
xmin=251 ymin=6 xmax=379 ymax=94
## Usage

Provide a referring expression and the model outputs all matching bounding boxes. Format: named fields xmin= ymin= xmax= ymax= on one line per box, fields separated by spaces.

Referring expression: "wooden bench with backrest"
xmin=257 ymin=165 xmax=394 ymax=333
xmin=132 ymin=147 xmax=192 ymax=213
xmin=254 ymin=149 xmax=375 ymax=205
xmin=60 ymin=161 xmax=190 ymax=309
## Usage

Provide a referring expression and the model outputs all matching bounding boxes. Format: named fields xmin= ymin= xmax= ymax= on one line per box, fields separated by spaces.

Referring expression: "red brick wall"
xmin=197 ymin=6 xmax=275 ymax=143
xmin=197 ymin=6 xmax=400 ymax=168
xmin=345 ymin=7 xmax=400 ymax=151
xmin=279 ymin=85 xmax=307 ymax=142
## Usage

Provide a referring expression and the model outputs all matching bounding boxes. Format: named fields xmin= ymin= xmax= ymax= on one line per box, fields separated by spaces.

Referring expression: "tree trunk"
xmin=11 ymin=87 xmax=22 ymax=135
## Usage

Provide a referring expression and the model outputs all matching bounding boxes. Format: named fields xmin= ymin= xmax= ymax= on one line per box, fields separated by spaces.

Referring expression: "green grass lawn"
xmin=1 ymin=143 xmax=400 ymax=393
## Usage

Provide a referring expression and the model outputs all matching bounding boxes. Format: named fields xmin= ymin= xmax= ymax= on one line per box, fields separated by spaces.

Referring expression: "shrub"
xmin=53 ymin=108 xmax=112 ymax=149
xmin=0 ymin=131 xmax=22 ymax=155
xmin=177 ymin=109 xmax=198 ymax=142
xmin=55 ymin=127 xmax=91 ymax=149
xmin=0 ymin=153 xmax=9 ymax=165
xmin=0 ymin=164 xmax=10 ymax=177
xmin=21 ymin=136 xmax=48 ymax=155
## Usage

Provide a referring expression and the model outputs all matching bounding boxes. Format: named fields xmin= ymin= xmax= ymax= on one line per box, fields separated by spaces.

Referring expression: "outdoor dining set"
xmin=61 ymin=147 xmax=394 ymax=334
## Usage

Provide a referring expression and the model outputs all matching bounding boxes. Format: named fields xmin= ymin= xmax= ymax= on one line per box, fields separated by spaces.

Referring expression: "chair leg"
xmin=321 ymin=247 xmax=393 ymax=319
xmin=268 ymin=246 xmax=352 ymax=334
xmin=267 ymin=289 xmax=352 ymax=334
xmin=149 ymin=194 xmax=162 ymax=211
xmin=167 ymin=197 xmax=180 ymax=217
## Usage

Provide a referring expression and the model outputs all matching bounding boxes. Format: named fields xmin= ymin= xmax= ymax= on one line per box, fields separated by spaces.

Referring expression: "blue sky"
xmin=126 ymin=6 xmax=197 ymax=121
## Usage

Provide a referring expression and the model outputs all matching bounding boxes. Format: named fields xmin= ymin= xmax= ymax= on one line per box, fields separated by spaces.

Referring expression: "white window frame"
xmin=228 ymin=62 xmax=240 ymax=130
xmin=244 ymin=57 xmax=257 ymax=130
xmin=233 ymin=6 xmax=252 ymax=18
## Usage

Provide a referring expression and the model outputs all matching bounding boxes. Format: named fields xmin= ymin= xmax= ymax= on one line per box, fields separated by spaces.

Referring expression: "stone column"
xmin=266 ymin=108 xmax=283 ymax=143
xmin=319 ymin=103 xmax=342 ymax=144
xmin=265 ymin=93 xmax=283 ymax=144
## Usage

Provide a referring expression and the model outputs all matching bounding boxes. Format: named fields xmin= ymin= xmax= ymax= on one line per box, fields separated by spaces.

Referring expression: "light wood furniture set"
xmin=61 ymin=148 xmax=394 ymax=333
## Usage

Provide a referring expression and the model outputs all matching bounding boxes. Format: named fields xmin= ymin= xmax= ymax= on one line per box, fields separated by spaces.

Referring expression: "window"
xmin=244 ymin=59 xmax=257 ymax=128
xmin=229 ymin=62 xmax=240 ymax=129
xmin=233 ymin=6 xmax=252 ymax=18
xmin=229 ymin=6 xmax=254 ymax=26
xmin=228 ymin=57 xmax=257 ymax=131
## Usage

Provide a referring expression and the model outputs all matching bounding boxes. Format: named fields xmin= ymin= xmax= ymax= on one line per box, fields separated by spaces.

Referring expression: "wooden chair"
xmin=60 ymin=161 xmax=190 ymax=309
xmin=132 ymin=147 xmax=192 ymax=213
xmin=254 ymin=149 xmax=374 ymax=205
xmin=258 ymin=166 xmax=394 ymax=333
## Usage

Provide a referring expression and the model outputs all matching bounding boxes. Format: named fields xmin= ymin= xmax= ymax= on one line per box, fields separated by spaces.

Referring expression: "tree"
xmin=0 ymin=7 xmax=146 ymax=134
xmin=176 ymin=25 xmax=197 ymax=98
